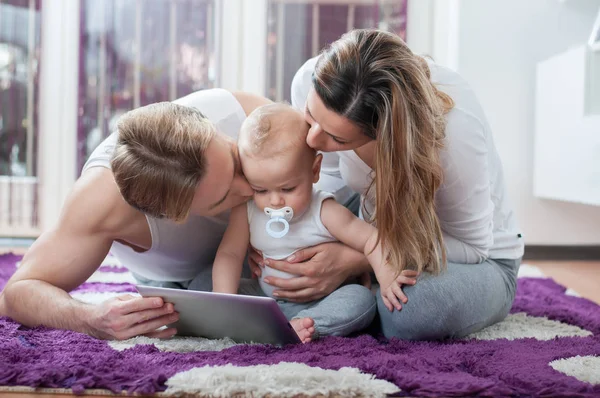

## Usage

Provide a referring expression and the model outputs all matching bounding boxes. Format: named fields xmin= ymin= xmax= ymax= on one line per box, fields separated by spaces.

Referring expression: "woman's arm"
xmin=212 ymin=204 xmax=250 ymax=294
xmin=258 ymin=243 xmax=371 ymax=303
xmin=437 ymin=110 xmax=495 ymax=264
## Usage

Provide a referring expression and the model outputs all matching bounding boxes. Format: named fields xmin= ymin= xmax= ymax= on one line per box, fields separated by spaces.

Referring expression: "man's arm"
xmin=0 ymin=167 xmax=176 ymax=339
xmin=212 ymin=204 xmax=250 ymax=294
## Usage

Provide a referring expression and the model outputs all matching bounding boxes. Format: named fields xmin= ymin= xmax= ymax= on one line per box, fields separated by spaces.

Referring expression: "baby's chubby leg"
xmin=278 ymin=284 xmax=376 ymax=341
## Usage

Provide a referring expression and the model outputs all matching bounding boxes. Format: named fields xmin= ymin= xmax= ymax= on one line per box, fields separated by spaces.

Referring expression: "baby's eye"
xmin=281 ymin=187 xmax=296 ymax=193
xmin=253 ymin=189 xmax=267 ymax=194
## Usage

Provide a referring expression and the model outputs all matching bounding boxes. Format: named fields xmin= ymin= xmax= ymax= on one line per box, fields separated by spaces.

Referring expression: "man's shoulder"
xmin=174 ymin=89 xmax=251 ymax=140
xmin=67 ymin=167 xmax=144 ymax=235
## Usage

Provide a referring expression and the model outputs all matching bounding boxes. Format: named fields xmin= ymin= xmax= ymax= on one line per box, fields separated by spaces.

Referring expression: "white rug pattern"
xmin=164 ymin=362 xmax=400 ymax=398
xmin=68 ymin=259 xmax=600 ymax=396
xmin=550 ymin=356 xmax=600 ymax=385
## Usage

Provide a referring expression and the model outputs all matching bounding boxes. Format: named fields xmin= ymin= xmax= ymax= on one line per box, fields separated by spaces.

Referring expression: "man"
xmin=0 ymin=89 xmax=269 ymax=340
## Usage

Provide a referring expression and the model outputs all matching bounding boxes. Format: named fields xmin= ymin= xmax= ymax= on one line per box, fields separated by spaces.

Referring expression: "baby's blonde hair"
xmin=239 ymin=102 xmax=313 ymax=160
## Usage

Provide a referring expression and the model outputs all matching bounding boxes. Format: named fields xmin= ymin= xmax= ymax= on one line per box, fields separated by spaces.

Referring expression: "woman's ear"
xmin=312 ymin=153 xmax=323 ymax=183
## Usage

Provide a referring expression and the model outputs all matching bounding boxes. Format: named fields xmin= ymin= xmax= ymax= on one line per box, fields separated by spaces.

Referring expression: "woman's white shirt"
xmin=291 ymin=57 xmax=524 ymax=264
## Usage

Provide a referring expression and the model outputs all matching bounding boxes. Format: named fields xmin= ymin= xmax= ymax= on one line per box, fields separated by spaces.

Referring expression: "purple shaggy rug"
xmin=1 ymin=252 xmax=600 ymax=397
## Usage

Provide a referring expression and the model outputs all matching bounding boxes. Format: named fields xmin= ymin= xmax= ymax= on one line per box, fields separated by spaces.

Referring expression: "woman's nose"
xmin=306 ymin=124 xmax=323 ymax=149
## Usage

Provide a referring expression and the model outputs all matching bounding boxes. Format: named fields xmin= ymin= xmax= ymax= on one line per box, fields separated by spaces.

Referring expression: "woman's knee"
xmin=375 ymin=290 xmax=512 ymax=341
xmin=374 ymin=259 xmax=521 ymax=340
xmin=376 ymin=294 xmax=447 ymax=340
xmin=375 ymin=282 xmax=462 ymax=340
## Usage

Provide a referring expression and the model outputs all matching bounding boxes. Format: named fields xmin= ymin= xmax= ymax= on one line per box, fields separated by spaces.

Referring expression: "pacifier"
xmin=264 ymin=206 xmax=294 ymax=238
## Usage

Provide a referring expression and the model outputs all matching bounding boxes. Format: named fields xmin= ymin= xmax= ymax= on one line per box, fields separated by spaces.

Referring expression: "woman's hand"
xmin=375 ymin=268 xmax=419 ymax=312
xmin=254 ymin=242 xmax=368 ymax=303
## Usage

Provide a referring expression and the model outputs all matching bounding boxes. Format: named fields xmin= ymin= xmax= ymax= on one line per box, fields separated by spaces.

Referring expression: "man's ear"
xmin=312 ymin=153 xmax=323 ymax=183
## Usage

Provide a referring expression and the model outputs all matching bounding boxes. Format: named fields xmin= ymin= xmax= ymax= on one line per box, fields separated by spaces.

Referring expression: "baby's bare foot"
xmin=290 ymin=317 xmax=315 ymax=343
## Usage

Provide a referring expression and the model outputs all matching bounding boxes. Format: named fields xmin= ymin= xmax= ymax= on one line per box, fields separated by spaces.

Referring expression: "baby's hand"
xmin=376 ymin=268 xmax=419 ymax=312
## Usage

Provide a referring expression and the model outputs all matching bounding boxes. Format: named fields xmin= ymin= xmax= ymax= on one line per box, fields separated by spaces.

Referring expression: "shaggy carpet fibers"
xmin=1 ymin=252 xmax=599 ymax=397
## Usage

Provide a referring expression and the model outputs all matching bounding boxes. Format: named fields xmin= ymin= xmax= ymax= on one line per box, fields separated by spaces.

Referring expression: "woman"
xmin=252 ymin=29 xmax=524 ymax=340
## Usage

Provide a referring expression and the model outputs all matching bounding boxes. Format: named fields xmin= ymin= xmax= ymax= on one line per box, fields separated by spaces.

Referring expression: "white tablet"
xmin=136 ymin=285 xmax=301 ymax=346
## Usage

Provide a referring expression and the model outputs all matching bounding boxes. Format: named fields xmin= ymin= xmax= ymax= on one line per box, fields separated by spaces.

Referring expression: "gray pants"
xmin=275 ymin=284 xmax=376 ymax=338
xmin=230 ymin=279 xmax=376 ymax=339
xmin=134 ymin=269 xmax=376 ymax=339
xmin=376 ymin=257 xmax=520 ymax=340
xmin=344 ymin=193 xmax=521 ymax=341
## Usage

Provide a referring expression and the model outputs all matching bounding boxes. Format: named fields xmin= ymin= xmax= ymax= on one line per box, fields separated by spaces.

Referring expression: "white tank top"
xmin=248 ymin=189 xmax=337 ymax=297
xmin=82 ymin=89 xmax=247 ymax=281
xmin=247 ymin=189 xmax=336 ymax=260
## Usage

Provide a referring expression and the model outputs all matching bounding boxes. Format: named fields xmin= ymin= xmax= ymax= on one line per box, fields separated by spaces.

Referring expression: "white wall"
xmin=38 ymin=0 xmax=80 ymax=231
xmin=456 ymin=0 xmax=600 ymax=245
xmin=218 ymin=0 xmax=267 ymax=96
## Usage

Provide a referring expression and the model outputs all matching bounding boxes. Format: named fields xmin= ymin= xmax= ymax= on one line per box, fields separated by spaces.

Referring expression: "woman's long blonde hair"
xmin=312 ymin=29 xmax=454 ymax=274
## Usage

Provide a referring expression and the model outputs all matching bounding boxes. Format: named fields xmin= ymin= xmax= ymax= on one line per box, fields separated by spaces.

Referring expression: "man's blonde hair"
xmin=111 ymin=102 xmax=216 ymax=221
xmin=238 ymin=102 xmax=312 ymax=160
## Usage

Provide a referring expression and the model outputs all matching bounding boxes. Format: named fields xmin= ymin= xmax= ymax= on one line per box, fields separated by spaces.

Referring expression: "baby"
xmin=212 ymin=103 xmax=415 ymax=343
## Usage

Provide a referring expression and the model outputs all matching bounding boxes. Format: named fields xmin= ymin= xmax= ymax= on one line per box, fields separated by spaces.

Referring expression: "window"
xmin=77 ymin=0 xmax=217 ymax=171
xmin=0 ymin=0 xmax=412 ymax=237
xmin=0 ymin=0 xmax=41 ymax=236
xmin=265 ymin=0 xmax=407 ymax=101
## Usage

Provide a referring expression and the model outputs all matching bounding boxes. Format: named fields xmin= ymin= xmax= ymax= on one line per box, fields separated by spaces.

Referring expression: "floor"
xmin=528 ymin=260 xmax=600 ymax=305
xmin=0 ymin=245 xmax=599 ymax=397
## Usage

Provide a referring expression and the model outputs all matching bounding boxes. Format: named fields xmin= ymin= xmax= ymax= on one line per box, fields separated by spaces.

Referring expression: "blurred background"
xmin=1 ymin=0 xmax=599 ymax=253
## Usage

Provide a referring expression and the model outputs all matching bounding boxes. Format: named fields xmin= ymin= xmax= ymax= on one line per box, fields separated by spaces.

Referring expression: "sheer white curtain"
xmin=0 ymin=0 xmax=41 ymax=238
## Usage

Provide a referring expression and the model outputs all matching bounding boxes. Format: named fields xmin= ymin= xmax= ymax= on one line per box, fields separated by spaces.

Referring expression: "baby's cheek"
xmin=253 ymin=196 xmax=267 ymax=211
xmin=291 ymin=193 xmax=311 ymax=215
